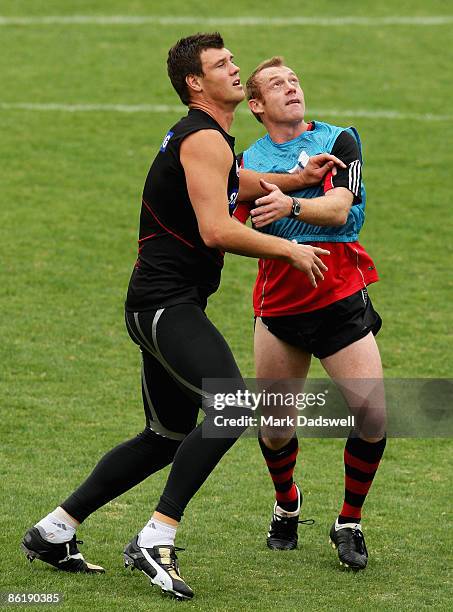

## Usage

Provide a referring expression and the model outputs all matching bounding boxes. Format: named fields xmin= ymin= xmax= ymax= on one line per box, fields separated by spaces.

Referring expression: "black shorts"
xmin=260 ymin=288 xmax=382 ymax=359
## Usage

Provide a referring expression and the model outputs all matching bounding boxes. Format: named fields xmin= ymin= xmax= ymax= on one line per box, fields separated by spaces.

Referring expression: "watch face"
xmin=291 ymin=199 xmax=300 ymax=217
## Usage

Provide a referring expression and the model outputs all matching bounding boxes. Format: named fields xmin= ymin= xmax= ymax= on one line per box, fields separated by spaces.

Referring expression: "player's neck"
xmin=266 ymin=120 xmax=309 ymax=144
xmin=189 ymin=101 xmax=236 ymax=133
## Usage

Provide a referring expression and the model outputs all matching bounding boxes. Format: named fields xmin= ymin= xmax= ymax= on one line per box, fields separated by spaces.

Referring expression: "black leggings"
xmin=62 ymin=304 xmax=249 ymax=522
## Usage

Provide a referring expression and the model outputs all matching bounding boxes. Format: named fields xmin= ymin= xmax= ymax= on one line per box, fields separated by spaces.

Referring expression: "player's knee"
xmin=203 ymin=395 xmax=254 ymax=438
xmin=260 ymin=433 xmax=294 ymax=451
xmin=136 ymin=427 xmax=184 ymax=460
xmin=354 ymin=408 xmax=387 ymax=439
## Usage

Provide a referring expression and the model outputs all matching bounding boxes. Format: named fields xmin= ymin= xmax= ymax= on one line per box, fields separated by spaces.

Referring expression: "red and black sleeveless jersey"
xmin=126 ymin=109 xmax=239 ymax=311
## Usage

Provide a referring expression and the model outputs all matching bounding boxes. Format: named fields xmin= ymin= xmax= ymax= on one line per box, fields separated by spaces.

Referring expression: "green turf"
xmin=1 ymin=1 xmax=452 ymax=610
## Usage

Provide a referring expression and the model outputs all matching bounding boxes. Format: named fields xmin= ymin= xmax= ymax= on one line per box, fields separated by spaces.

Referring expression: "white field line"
xmin=0 ymin=15 xmax=453 ymax=26
xmin=0 ymin=102 xmax=451 ymax=122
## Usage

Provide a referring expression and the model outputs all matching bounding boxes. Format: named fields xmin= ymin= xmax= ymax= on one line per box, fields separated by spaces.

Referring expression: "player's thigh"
xmin=321 ymin=332 xmax=386 ymax=438
xmin=320 ymin=331 xmax=382 ymax=379
xmin=131 ymin=304 xmax=246 ymax=413
xmin=154 ymin=305 xmax=243 ymax=382
xmin=255 ymin=317 xmax=311 ymax=441
xmin=255 ymin=317 xmax=311 ymax=379
xmin=140 ymin=348 xmax=199 ymax=438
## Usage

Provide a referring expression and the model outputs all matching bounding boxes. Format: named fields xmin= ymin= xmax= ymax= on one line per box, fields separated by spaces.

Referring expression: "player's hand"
xmin=288 ymin=241 xmax=330 ymax=287
xmin=298 ymin=153 xmax=346 ymax=186
xmin=251 ymin=180 xmax=293 ymax=227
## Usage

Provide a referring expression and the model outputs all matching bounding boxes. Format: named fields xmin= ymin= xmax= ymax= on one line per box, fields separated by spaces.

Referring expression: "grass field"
xmin=1 ymin=1 xmax=452 ymax=610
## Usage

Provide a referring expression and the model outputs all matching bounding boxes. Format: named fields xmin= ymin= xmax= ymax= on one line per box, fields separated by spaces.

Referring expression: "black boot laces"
xmin=351 ymin=528 xmax=366 ymax=555
xmin=271 ymin=515 xmax=315 ymax=538
xmin=62 ymin=538 xmax=84 ymax=562
xmin=159 ymin=546 xmax=186 ymax=575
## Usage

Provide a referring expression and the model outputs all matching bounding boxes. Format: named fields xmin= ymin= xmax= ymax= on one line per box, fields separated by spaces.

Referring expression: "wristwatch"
xmin=290 ymin=197 xmax=301 ymax=218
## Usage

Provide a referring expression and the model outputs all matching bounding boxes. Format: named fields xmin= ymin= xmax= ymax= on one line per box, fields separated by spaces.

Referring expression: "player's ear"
xmin=186 ymin=74 xmax=202 ymax=95
xmin=248 ymin=98 xmax=264 ymax=119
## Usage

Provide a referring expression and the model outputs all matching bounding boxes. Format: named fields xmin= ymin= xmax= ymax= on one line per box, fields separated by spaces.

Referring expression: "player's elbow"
xmin=200 ymin=226 xmax=224 ymax=249
xmin=332 ymin=202 xmax=351 ymax=226
xmin=334 ymin=210 xmax=349 ymax=226
xmin=323 ymin=191 xmax=352 ymax=226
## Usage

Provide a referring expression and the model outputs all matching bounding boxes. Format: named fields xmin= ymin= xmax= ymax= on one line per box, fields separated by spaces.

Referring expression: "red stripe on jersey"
xmin=233 ymin=202 xmax=252 ymax=223
xmin=344 ymin=449 xmax=380 ymax=474
xmin=142 ymin=198 xmax=195 ymax=249
xmin=323 ymin=170 xmax=334 ymax=193
xmin=253 ymin=241 xmax=378 ymax=316
xmin=138 ymin=232 xmax=159 ymax=243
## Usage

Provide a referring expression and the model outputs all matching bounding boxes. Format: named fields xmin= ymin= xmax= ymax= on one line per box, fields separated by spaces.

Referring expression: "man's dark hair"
xmin=167 ymin=32 xmax=224 ymax=106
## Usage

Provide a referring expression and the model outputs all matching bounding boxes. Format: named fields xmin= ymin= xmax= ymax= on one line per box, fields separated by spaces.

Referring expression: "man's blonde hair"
xmin=245 ymin=56 xmax=284 ymax=123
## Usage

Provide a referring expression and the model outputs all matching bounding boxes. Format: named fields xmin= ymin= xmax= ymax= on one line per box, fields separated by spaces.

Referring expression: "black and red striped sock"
xmin=338 ymin=434 xmax=386 ymax=524
xmin=259 ymin=436 xmax=299 ymax=512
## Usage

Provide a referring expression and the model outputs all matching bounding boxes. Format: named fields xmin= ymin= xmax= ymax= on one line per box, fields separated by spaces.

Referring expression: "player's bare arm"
xmin=180 ymin=129 xmax=330 ymax=287
xmin=238 ymin=153 xmax=346 ymax=200
xmin=250 ymin=180 xmax=353 ymax=228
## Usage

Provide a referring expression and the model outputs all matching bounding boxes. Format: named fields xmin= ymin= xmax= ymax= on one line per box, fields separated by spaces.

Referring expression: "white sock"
xmin=137 ymin=517 xmax=177 ymax=548
xmin=35 ymin=507 xmax=78 ymax=544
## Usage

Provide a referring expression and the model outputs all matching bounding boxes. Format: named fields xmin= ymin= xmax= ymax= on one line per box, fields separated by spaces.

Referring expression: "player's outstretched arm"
xmin=238 ymin=153 xmax=345 ymax=200
xmin=250 ymin=180 xmax=353 ymax=228
xmin=180 ymin=130 xmax=330 ymax=287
